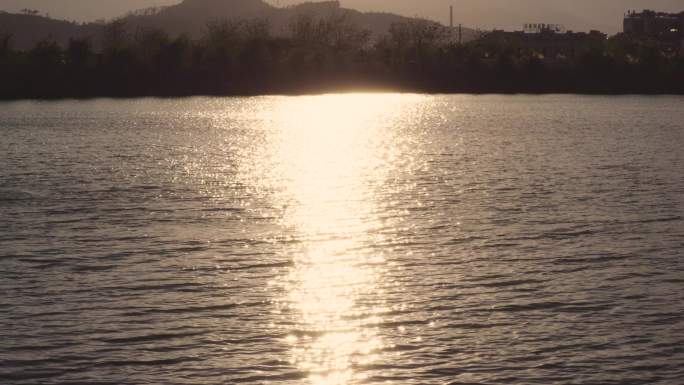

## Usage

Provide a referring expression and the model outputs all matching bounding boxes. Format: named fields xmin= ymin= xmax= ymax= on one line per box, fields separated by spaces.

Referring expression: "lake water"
xmin=1 ymin=94 xmax=683 ymax=385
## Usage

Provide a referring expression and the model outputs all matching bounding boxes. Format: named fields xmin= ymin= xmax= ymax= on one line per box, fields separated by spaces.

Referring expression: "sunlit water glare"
xmin=1 ymin=95 xmax=683 ymax=385
xmin=253 ymin=95 xmax=420 ymax=385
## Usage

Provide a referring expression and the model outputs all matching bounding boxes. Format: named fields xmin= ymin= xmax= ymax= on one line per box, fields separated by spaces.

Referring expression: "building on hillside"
xmin=624 ymin=9 xmax=683 ymax=39
xmin=624 ymin=9 xmax=684 ymax=52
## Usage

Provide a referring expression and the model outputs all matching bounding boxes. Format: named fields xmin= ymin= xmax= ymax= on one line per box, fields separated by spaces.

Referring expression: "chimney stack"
xmin=450 ymin=5 xmax=454 ymax=29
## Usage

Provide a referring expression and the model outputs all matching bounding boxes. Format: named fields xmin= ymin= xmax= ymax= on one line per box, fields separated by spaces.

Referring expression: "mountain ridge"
xmin=0 ymin=0 xmax=476 ymax=50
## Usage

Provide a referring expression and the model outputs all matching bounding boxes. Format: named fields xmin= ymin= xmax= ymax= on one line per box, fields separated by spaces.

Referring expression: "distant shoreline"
xmin=4 ymin=90 xmax=684 ymax=102
xmin=2 ymin=16 xmax=683 ymax=99
xmin=2 ymin=81 xmax=684 ymax=101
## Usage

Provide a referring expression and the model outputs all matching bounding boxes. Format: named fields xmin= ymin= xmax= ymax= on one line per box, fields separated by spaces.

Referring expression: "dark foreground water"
xmin=1 ymin=95 xmax=683 ymax=385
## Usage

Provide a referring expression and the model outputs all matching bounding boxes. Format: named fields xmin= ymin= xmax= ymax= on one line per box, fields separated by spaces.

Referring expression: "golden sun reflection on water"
xmin=262 ymin=94 xmax=415 ymax=385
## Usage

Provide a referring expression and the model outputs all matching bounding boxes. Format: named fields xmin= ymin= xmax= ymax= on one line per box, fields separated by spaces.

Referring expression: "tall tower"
xmin=450 ymin=5 xmax=454 ymax=29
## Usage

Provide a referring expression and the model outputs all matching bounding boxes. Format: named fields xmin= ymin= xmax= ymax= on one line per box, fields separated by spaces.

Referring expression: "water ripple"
xmin=0 ymin=95 xmax=683 ymax=385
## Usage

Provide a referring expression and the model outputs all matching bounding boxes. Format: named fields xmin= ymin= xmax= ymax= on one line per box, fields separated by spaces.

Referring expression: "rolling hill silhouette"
xmin=0 ymin=11 xmax=101 ymax=50
xmin=121 ymin=0 xmax=453 ymax=39
xmin=0 ymin=0 xmax=475 ymax=50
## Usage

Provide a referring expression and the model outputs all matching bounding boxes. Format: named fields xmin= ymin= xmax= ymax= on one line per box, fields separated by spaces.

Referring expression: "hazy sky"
xmin=1 ymin=0 xmax=682 ymax=33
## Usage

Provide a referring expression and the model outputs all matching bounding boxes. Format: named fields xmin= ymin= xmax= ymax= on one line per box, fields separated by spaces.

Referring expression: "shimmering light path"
xmin=1 ymin=95 xmax=683 ymax=385
xmin=258 ymin=95 xmax=420 ymax=384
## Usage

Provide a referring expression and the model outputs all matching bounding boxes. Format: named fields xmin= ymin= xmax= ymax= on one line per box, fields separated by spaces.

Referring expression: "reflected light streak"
xmin=264 ymin=94 xmax=410 ymax=385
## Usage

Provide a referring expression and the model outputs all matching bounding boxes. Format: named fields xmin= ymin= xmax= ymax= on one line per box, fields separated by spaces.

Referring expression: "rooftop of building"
xmin=625 ymin=9 xmax=684 ymax=18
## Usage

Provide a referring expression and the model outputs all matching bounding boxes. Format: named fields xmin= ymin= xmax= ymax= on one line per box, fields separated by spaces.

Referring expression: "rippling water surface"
xmin=1 ymin=95 xmax=683 ymax=385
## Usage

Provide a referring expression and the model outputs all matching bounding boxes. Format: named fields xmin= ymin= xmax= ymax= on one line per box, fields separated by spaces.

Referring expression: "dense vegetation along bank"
xmin=1 ymin=16 xmax=684 ymax=98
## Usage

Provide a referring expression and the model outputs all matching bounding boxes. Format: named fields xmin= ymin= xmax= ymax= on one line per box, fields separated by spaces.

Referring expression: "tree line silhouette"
xmin=1 ymin=15 xmax=684 ymax=98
